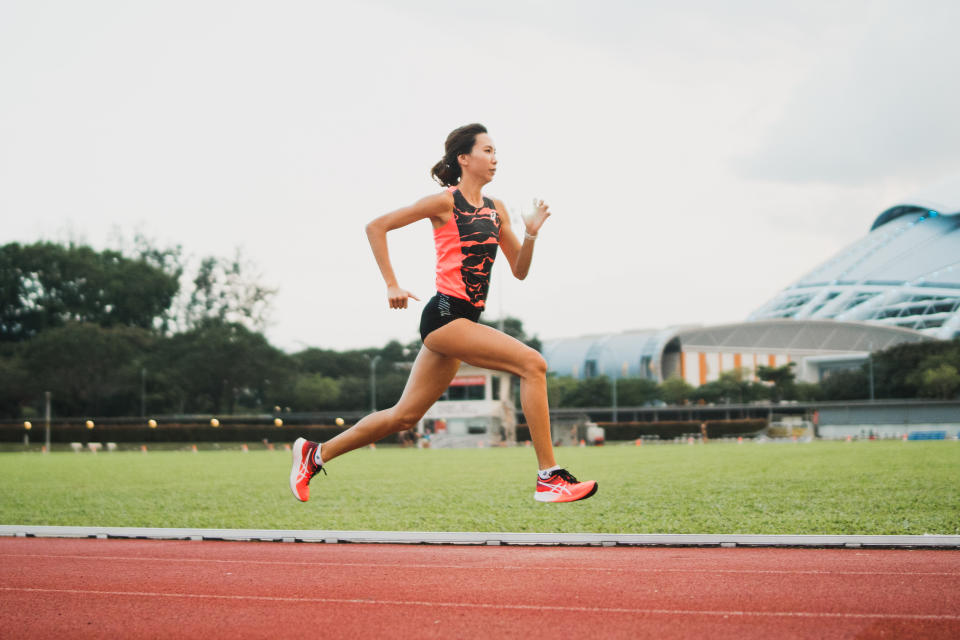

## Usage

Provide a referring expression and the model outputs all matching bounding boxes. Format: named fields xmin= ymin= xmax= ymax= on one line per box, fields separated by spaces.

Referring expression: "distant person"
xmin=290 ymin=123 xmax=597 ymax=503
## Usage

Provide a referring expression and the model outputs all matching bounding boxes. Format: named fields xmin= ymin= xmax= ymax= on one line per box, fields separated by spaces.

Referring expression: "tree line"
xmin=0 ymin=240 xmax=540 ymax=419
xmin=1 ymin=239 xmax=958 ymax=420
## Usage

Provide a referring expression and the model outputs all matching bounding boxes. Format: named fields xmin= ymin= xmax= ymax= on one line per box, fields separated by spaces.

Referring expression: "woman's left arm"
xmin=494 ymin=198 xmax=551 ymax=280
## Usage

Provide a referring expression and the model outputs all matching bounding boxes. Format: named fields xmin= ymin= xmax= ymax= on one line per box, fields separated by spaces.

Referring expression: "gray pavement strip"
xmin=1 ymin=525 xmax=959 ymax=548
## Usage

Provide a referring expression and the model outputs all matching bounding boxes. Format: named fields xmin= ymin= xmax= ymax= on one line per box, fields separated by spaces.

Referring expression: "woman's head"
xmin=430 ymin=123 xmax=495 ymax=187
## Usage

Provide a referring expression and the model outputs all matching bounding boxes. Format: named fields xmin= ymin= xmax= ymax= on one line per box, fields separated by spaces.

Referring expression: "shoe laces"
xmin=551 ymin=468 xmax=579 ymax=484
xmin=307 ymin=449 xmax=327 ymax=482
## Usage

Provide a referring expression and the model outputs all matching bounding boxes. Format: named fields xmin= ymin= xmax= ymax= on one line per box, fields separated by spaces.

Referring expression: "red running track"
xmin=1 ymin=537 xmax=959 ymax=639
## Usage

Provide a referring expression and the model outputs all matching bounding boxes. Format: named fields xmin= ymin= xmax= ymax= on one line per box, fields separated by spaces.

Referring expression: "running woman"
xmin=290 ymin=123 xmax=597 ymax=504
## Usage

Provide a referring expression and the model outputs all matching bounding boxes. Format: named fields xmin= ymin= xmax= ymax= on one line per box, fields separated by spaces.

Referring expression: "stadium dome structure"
xmin=542 ymin=320 xmax=929 ymax=386
xmin=748 ymin=176 xmax=960 ymax=340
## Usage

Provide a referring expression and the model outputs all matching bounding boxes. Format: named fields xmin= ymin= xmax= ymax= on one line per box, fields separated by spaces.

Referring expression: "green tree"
xmin=918 ymin=364 xmax=960 ymax=399
xmin=660 ymin=377 xmax=694 ymax=405
xmin=820 ymin=369 xmax=869 ymax=401
xmin=546 ymin=375 xmax=581 ymax=408
xmin=178 ymin=251 xmax=276 ymax=333
xmin=872 ymin=339 xmax=960 ymax=398
xmin=757 ymin=363 xmax=797 ymax=401
xmin=0 ymin=346 xmax=29 ymax=418
xmin=152 ymin=320 xmax=293 ymax=414
xmin=20 ymin=322 xmax=153 ymax=416
xmin=793 ymin=381 xmax=824 ymax=402
xmin=693 ymin=368 xmax=763 ymax=404
xmin=290 ymin=374 xmax=341 ymax=411
xmin=616 ymin=378 xmax=660 ymax=406
xmin=0 ymin=242 xmax=179 ymax=342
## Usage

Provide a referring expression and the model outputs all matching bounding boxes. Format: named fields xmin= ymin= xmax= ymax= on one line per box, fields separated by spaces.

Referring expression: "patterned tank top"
xmin=433 ymin=186 xmax=501 ymax=308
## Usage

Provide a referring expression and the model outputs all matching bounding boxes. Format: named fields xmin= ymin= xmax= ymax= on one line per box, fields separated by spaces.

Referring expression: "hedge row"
xmin=516 ymin=419 xmax=767 ymax=442
xmin=3 ymin=418 xmax=766 ymax=445
xmin=0 ymin=422 xmax=399 ymax=444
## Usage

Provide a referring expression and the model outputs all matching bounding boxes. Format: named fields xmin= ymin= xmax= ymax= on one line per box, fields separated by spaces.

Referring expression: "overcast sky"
xmin=3 ymin=0 xmax=959 ymax=352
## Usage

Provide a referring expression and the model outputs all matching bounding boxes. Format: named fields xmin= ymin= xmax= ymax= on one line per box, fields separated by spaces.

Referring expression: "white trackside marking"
xmin=2 ymin=587 xmax=959 ymax=622
xmin=3 ymin=554 xmax=958 ymax=577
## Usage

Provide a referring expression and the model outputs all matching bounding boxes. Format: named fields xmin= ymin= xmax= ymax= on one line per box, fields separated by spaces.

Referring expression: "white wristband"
xmin=524 ymin=230 xmax=538 ymax=240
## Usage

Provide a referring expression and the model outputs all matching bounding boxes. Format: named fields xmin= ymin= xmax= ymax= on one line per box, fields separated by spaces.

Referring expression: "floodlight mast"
xmin=44 ymin=391 xmax=51 ymax=452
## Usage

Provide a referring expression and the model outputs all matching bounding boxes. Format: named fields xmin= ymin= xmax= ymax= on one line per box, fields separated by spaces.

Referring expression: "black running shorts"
xmin=419 ymin=292 xmax=482 ymax=342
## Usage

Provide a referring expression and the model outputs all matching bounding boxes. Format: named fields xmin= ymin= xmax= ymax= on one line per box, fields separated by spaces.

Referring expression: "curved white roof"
xmin=752 ymin=177 xmax=960 ymax=340
xmin=871 ymin=175 xmax=960 ymax=230
xmin=902 ymin=174 xmax=960 ymax=215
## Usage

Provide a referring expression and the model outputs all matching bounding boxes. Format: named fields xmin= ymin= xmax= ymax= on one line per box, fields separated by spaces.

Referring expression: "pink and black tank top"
xmin=434 ymin=186 xmax=501 ymax=308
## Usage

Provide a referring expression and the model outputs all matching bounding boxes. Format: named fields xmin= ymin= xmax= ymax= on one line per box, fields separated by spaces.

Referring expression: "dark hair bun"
xmin=430 ymin=123 xmax=487 ymax=187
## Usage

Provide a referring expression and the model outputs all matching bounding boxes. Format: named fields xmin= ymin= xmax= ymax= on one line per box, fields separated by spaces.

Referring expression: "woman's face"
xmin=459 ymin=133 xmax=497 ymax=183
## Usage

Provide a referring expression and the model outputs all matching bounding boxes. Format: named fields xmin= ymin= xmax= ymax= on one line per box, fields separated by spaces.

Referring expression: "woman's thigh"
xmin=424 ymin=319 xmax=542 ymax=378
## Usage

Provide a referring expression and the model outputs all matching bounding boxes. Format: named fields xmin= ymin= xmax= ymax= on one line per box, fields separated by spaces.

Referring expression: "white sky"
xmin=2 ymin=0 xmax=959 ymax=351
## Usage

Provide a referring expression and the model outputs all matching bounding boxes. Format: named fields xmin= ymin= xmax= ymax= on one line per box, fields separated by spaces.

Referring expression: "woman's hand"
xmin=524 ymin=198 xmax=551 ymax=237
xmin=387 ymin=285 xmax=420 ymax=309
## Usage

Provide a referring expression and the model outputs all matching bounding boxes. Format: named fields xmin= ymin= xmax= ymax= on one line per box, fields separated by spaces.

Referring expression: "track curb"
xmin=2 ymin=525 xmax=959 ymax=548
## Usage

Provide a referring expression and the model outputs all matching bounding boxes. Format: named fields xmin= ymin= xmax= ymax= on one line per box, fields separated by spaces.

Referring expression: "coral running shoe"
xmin=290 ymin=437 xmax=325 ymax=502
xmin=535 ymin=468 xmax=598 ymax=503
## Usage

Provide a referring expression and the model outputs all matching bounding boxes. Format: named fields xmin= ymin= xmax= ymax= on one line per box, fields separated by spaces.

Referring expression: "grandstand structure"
xmin=543 ymin=178 xmax=960 ymax=385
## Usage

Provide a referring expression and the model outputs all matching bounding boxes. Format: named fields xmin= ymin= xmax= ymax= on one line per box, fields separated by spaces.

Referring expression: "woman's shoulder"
xmin=488 ymin=195 xmax=510 ymax=217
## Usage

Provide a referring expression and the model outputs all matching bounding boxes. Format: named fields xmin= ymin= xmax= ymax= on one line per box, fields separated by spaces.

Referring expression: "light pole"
xmin=44 ymin=391 xmax=51 ymax=452
xmin=140 ymin=367 xmax=147 ymax=418
xmin=600 ymin=343 xmax=623 ymax=423
xmin=867 ymin=342 xmax=875 ymax=402
xmin=370 ymin=354 xmax=382 ymax=412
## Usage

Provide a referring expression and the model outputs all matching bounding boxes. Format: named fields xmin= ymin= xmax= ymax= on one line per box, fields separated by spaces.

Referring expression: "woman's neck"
xmin=457 ymin=176 xmax=485 ymax=207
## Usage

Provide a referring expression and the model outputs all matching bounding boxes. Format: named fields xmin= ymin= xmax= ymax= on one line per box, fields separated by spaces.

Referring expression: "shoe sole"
xmin=290 ymin=437 xmax=308 ymax=502
xmin=534 ymin=481 xmax=599 ymax=503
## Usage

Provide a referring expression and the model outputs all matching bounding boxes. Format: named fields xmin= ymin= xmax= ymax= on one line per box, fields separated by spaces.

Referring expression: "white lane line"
xmin=2 ymin=586 xmax=958 ymax=622
xmin=2 ymin=553 xmax=958 ymax=577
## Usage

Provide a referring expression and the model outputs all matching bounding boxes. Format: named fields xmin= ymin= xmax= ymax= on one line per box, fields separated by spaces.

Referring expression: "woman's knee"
xmin=389 ymin=405 xmax=424 ymax=432
xmin=520 ymin=348 xmax=548 ymax=379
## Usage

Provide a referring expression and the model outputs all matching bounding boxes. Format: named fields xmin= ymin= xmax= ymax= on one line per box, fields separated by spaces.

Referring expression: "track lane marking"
xmin=2 ymin=586 xmax=958 ymax=622
xmin=2 ymin=553 xmax=958 ymax=577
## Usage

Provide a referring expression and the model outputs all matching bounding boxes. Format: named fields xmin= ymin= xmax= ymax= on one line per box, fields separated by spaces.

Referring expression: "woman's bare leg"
xmin=424 ymin=319 xmax=557 ymax=470
xmin=319 ymin=345 xmax=461 ymax=463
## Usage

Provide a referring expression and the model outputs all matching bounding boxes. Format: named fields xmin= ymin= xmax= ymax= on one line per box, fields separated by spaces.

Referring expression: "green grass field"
xmin=1 ymin=440 xmax=958 ymax=535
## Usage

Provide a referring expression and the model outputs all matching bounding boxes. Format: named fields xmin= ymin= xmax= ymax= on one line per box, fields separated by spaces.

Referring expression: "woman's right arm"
xmin=365 ymin=191 xmax=453 ymax=309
